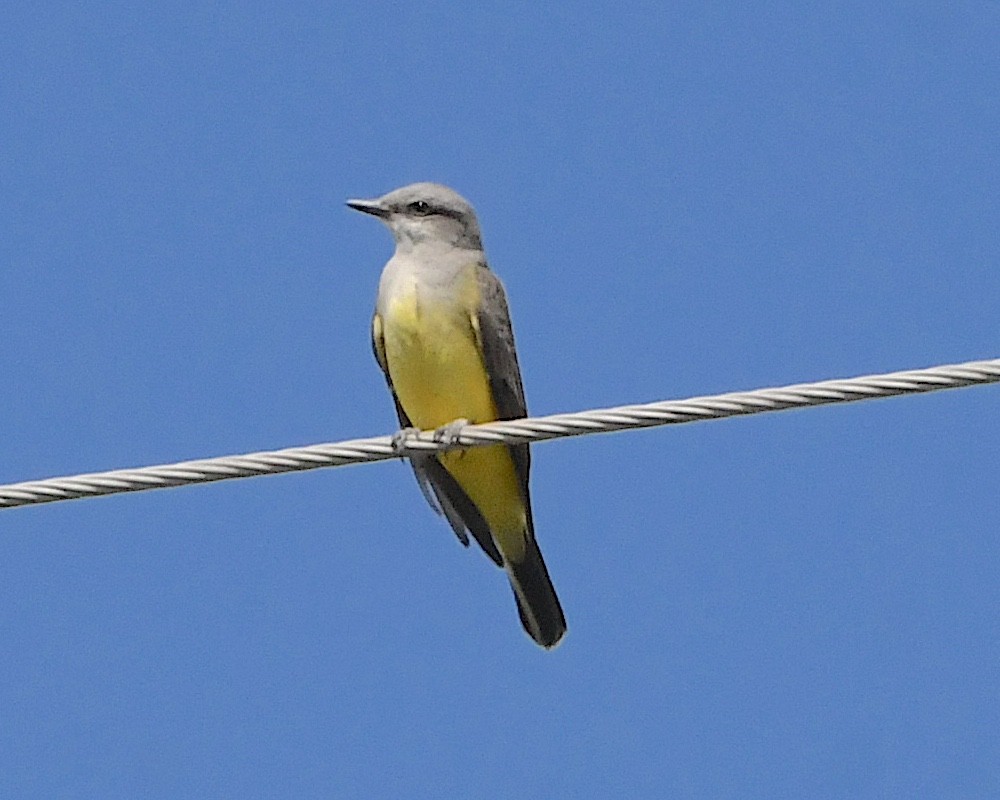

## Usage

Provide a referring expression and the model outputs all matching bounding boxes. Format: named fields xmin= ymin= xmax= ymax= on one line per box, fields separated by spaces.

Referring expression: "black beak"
xmin=346 ymin=198 xmax=389 ymax=218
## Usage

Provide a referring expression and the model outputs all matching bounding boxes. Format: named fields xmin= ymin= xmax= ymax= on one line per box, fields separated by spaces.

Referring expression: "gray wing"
xmin=473 ymin=266 xmax=533 ymax=524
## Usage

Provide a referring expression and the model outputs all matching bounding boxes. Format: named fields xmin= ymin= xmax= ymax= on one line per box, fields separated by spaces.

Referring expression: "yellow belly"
xmin=382 ymin=287 xmax=527 ymax=553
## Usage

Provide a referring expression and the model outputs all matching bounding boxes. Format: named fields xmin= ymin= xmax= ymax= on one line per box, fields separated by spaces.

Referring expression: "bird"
xmin=347 ymin=182 xmax=566 ymax=648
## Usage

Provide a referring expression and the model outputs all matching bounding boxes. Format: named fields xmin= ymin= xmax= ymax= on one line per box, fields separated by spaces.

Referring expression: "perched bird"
xmin=348 ymin=182 xmax=566 ymax=648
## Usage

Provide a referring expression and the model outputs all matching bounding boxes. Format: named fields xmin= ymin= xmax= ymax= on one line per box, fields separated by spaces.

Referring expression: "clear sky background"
xmin=3 ymin=3 xmax=999 ymax=797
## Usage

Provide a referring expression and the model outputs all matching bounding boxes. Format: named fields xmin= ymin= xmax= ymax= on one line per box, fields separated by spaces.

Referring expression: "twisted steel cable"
xmin=2 ymin=357 xmax=998 ymax=510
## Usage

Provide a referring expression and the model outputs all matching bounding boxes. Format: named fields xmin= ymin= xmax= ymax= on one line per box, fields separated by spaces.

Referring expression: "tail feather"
xmin=507 ymin=537 xmax=567 ymax=649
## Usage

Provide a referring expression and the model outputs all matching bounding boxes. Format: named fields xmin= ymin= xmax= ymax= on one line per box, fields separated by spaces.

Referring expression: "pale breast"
xmin=380 ymin=275 xmax=497 ymax=429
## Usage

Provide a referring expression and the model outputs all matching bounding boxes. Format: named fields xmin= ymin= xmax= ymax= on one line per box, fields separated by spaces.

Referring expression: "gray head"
xmin=346 ymin=182 xmax=483 ymax=251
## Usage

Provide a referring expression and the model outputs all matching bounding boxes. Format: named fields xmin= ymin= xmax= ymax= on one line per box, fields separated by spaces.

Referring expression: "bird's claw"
xmin=391 ymin=427 xmax=421 ymax=454
xmin=392 ymin=419 xmax=469 ymax=455
xmin=433 ymin=418 xmax=470 ymax=446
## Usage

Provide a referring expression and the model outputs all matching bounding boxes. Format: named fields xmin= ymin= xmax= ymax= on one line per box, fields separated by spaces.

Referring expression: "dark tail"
xmin=507 ymin=537 xmax=567 ymax=649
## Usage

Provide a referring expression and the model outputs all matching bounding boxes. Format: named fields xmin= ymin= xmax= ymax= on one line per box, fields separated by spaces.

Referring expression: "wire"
xmin=2 ymin=357 xmax=998 ymax=510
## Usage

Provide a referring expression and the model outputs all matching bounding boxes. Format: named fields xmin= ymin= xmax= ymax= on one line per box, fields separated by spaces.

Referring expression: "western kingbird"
xmin=347 ymin=182 xmax=566 ymax=649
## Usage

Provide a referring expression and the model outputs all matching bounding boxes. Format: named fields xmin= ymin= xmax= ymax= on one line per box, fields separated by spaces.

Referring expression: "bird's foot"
xmin=433 ymin=418 xmax=470 ymax=446
xmin=391 ymin=427 xmax=422 ymax=454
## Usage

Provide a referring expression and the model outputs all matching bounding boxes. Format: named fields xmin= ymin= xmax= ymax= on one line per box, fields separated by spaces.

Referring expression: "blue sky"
xmin=3 ymin=3 xmax=999 ymax=797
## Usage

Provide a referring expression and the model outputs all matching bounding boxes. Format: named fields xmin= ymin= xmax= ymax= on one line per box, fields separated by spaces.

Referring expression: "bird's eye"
xmin=408 ymin=200 xmax=432 ymax=215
